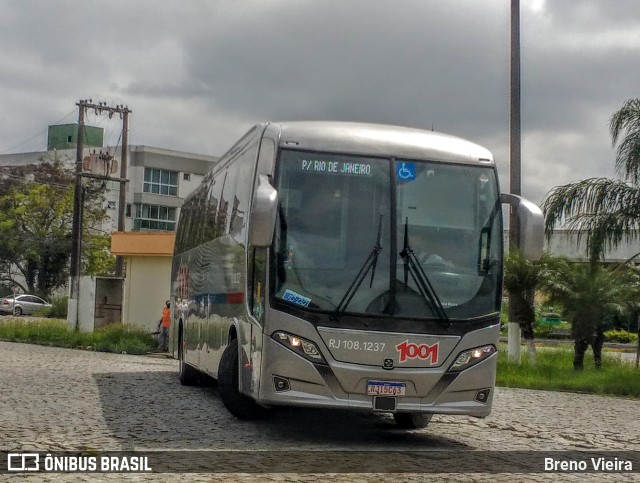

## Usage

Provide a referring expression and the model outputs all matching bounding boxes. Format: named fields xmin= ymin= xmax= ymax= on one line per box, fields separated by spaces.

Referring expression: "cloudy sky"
xmin=1 ymin=0 xmax=638 ymax=205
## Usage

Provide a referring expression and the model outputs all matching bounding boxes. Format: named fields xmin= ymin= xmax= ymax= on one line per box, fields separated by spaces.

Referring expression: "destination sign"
xmin=301 ymin=159 xmax=372 ymax=175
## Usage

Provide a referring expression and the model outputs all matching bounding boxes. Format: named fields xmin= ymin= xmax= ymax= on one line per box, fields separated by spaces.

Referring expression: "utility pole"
xmin=67 ymin=100 xmax=131 ymax=330
xmin=508 ymin=0 xmax=523 ymax=362
xmin=509 ymin=0 xmax=522 ymax=241
xmin=115 ymin=107 xmax=130 ymax=277
xmin=68 ymin=100 xmax=86 ymax=330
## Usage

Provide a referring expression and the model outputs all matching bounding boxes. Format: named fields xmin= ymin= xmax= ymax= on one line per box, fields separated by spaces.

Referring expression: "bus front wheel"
xmin=393 ymin=412 xmax=432 ymax=429
xmin=218 ymin=339 xmax=268 ymax=420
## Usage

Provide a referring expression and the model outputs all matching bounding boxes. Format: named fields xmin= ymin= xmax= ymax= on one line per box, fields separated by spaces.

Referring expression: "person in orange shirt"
xmin=158 ymin=300 xmax=171 ymax=352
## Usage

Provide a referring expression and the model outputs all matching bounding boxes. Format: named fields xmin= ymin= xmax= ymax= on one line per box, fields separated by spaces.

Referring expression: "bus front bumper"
xmin=258 ymin=336 xmax=497 ymax=418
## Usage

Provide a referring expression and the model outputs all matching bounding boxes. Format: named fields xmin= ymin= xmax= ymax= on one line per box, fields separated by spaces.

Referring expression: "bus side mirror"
xmin=249 ymin=175 xmax=279 ymax=247
xmin=500 ymin=193 xmax=544 ymax=260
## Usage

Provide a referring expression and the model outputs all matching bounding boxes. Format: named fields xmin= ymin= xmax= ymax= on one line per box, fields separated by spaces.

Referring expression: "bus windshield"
xmin=273 ymin=149 xmax=502 ymax=320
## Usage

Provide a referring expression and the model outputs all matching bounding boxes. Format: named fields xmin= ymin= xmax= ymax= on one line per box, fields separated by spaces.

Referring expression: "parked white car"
xmin=0 ymin=294 xmax=52 ymax=316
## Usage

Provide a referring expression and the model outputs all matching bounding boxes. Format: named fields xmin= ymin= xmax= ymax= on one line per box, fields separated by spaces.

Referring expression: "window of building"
xmin=126 ymin=203 xmax=132 ymax=218
xmin=183 ymin=173 xmax=191 ymax=181
xmin=143 ymin=168 xmax=178 ymax=196
xmin=107 ymin=201 xmax=117 ymax=210
xmin=134 ymin=203 xmax=177 ymax=231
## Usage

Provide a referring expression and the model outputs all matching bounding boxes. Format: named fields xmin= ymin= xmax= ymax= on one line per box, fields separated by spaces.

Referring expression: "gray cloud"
xmin=173 ymin=1 xmax=508 ymax=134
xmin=1 ymin=0 xmax=639 ymax=205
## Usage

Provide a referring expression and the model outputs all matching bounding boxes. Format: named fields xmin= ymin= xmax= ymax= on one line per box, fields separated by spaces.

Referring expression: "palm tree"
xmin=543 ymin=99 xmax=640 ymax=262
xmin=503 ymin=249 xmax=546 ymax=362
xmin=540 ymin=259 xmax=626 ymax=370
xmin=542 ymin=99 xmax=640 ymax=367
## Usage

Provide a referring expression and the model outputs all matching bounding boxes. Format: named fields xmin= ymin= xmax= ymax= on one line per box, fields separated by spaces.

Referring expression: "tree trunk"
xmin=593 ymin=330 xmax=605 ymax=369
xmin=573 ymin=338 xmax=588 ymax=370
xmin=572 ymin=312 xmax=601 ymax=370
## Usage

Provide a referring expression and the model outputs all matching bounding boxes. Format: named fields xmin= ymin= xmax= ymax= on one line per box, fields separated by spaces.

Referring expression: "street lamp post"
xmin=508 ymin=0 xmax=523 ymax=363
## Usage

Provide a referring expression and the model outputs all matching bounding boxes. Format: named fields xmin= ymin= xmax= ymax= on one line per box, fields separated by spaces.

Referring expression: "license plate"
xmin=367 ymin=380 xmax=406 ymax=396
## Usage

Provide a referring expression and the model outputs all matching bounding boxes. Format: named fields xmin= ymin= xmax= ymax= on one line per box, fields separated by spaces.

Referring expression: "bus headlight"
xmin=448 ymin=344 xmax=496 ymax=372
xmin=272 ymin=331 xmax=326 ymax=364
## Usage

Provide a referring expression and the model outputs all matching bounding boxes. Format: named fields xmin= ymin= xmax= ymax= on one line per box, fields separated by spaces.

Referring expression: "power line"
xmin=0 ymin=173 xmax=74 ymax=190
xmin=0 ymin=171 xmax=123 ymax=192
xmin=0 ymin=109 xmax=77 ymax=154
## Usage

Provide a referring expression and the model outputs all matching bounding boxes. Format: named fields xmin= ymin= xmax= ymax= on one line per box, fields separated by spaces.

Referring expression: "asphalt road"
xmin=1 ymin=341 xmax=639 ymax=482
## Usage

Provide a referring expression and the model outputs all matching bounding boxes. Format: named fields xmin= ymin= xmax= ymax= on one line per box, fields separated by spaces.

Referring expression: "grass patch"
xmin=0 ymin=318 xmax=157 ymax=355
xmin=497 ymin=345 xmax=640 ymax=398
xmin=1 ymin=317 xmax=638 ymax=398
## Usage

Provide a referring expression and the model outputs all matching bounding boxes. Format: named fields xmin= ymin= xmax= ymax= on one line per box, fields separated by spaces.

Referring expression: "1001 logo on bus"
xmin=395 ymin=340 xmax=439 ymax=364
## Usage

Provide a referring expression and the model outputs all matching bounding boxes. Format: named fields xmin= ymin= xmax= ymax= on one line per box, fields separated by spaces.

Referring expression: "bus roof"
xmin=270 ymin=121 xmax=494 ymax=166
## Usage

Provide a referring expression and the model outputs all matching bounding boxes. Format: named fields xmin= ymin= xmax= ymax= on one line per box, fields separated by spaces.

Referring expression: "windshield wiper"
xmin=333 ymin=215 xmax=383 ymax=319
xmin=399 ymin=218 xmax=450 ymax=325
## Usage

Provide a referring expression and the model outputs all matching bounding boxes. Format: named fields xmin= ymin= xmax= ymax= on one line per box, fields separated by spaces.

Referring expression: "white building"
xmin=0 ymin=126 xmax=218 ymax=329
xmin=545 ymin=230 xmax=640 ymax=263
xmin=0 ymin=141 xmax=217 ymax=237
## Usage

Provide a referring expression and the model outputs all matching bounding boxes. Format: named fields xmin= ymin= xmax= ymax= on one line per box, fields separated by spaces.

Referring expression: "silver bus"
xmin=170 ymin=121 xmax=542 ymax=429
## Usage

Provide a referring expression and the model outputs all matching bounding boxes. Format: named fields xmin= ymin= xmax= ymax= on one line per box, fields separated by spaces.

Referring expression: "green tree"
xmin=83 ymin=233 xmax=116 ymax=276
xmin=0 ymin=161 xmax=113 ymax=297
xmin=543 ymin=99 xmax=640 ymax=262
xmin=504 ymin=249 xmax=546 ymax=350
xmin=540 ymin=259 xmax=627 ymax=370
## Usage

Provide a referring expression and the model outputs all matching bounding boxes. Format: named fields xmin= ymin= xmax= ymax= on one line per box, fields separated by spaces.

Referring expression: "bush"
xmin=0 ymin=319 xmax=156 ymax=354
xmin=604 ymin=329 xmax=638 ymax=344
xmin=48 ymin=295 xmax=68 ymax=318
xmin=91 ymin=324 xmax=157 ymax=354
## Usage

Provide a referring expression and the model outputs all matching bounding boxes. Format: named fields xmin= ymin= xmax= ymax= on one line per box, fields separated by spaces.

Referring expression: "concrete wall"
xmin=122 ymin=256 xmax=172 ymax=332
xmin=78 ymin=277 xmax=96 ymax=332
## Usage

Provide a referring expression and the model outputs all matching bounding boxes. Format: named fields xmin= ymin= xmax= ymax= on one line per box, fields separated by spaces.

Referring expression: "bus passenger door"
xmin=241 ymin=131 xmax=277 ymax=399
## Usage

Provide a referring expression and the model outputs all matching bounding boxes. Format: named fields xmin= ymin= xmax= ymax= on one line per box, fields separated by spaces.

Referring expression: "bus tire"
xmin=178 ymin=330 xmax=199 ymax=386
xmin=218 ymin=339 xmax=267 ymax=420
xmin=393 ymin=412 xmax=432 ymax=429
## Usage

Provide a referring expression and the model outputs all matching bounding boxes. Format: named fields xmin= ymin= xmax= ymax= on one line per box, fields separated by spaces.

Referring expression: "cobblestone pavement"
xmin=1 ymin=341 xmax=639 ymax=482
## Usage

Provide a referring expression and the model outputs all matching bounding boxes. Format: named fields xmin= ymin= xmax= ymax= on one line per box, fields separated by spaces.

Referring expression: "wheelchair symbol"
xmin=396 ymin=162 xmax=416 ymax=181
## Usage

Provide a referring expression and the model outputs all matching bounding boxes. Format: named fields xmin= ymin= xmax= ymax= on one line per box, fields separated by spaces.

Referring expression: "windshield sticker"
xmin=282 ymin=289 xmax=312 ymax=307
xmin=301 ymin=159 xmax=372 ymax=176
xmin=396 ymin=162 xmax=416 ymax=181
